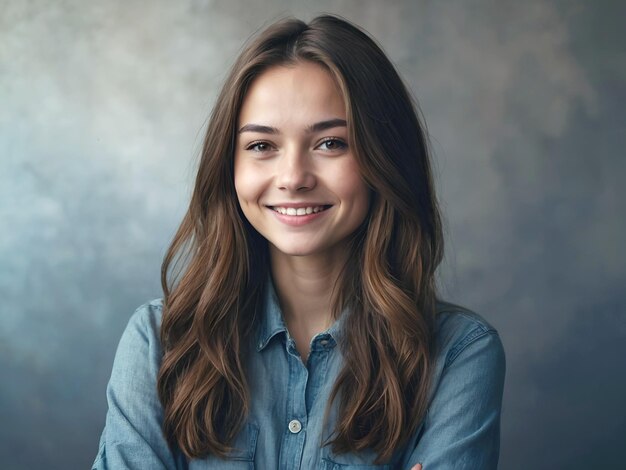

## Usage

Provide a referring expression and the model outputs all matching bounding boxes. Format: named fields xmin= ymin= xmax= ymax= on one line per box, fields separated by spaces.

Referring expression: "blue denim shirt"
xmin=93 ymin=284 xmax=505 ymax=469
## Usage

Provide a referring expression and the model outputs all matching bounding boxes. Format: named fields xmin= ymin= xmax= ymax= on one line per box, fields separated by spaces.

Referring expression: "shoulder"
xmin=400 ymin=302 xmax=506 ymax=467
xmin=433 ymin=300 xmax=505 ymax=371
xmin=95 ymin=300 xmax=183 ymax=469
xmin=109 ymin=299 xmax=165 ymax=381
xmin=124 ymin=298 xmax=164 ymax=335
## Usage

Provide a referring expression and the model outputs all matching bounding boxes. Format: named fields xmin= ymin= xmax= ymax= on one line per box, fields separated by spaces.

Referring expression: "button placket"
xmin=278 ymin=335 xmax=308 ymax=469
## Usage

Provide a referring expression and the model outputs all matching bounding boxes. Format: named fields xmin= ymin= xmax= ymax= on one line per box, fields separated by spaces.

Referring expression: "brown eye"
xmin=317 ymin=138 xmax=347 ymax=152
xmin=247 ymin=141 xmax=273 ymax=152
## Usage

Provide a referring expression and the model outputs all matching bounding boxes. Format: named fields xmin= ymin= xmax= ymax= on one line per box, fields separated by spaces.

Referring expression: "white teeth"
xmin=272 ymin=206 xmax=327 ymax=216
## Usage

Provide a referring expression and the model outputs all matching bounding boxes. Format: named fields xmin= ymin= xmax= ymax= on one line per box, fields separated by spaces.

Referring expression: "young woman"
xmin=93 ymin=15 xmax=505 ymax=470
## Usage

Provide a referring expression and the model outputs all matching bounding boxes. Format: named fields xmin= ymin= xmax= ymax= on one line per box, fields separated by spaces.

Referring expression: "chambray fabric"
xmin=93 ymin=283 xmax=505 ymax=469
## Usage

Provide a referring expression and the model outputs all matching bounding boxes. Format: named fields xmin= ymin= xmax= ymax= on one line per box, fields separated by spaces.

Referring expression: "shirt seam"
xmin=445 ymin=327 xmax=497 ymax=368
xmin=144 ymin=299 xmax=163 ymax=311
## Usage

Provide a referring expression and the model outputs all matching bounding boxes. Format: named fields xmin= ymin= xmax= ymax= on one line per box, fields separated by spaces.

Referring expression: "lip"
xmin=265 ymin=204 xmax=333 ymax=226
xmin=265 ymin=202 xmax=332 ymax=208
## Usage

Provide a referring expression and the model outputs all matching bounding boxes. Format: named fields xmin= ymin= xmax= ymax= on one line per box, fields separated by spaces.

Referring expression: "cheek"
xmin=352 ymin=181 xmax=371 ymax=222
xmin=335 ymin=162 xmax=370 ymax=209
xmin=234 ymin=161 xmax=259 ymax=204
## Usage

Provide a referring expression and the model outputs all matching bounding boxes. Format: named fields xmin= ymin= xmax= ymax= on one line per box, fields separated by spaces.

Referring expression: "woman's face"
xmin=234 ymin=61 xmax=370 ymax=259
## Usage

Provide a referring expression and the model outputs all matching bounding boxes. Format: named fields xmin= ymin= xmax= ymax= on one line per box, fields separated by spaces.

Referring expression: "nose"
xmin=275 ymin=145 xmax=316 ymax=192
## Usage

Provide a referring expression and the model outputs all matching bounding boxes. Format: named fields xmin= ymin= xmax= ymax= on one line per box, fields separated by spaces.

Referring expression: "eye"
xmin=316 ymin=138 xmax=348 ymax=152
xmin=245 ymin=141 xmax=274 ymax=153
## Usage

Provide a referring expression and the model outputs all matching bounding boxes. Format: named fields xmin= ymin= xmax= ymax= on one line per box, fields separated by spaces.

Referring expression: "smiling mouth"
xmin=269 ymin=205 xmax=332 ymax=216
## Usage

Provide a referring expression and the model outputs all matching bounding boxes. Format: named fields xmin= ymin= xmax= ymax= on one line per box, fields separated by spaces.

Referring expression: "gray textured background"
xmin=1 ymin=0 xmax=625 ymax=469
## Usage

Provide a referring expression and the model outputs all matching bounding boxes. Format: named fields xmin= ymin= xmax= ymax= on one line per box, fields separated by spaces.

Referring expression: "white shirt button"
xmin=288 ymin=419 xmax=302 ymax=434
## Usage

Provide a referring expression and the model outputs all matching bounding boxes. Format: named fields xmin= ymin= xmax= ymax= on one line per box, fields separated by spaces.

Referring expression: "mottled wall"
xmin=1 ymin=0 xmax=624 ymax=468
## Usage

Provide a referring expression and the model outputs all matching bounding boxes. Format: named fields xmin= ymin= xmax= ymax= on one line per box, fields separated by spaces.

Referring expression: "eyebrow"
xmin=237 ymin=118 xmax=347 ymax=135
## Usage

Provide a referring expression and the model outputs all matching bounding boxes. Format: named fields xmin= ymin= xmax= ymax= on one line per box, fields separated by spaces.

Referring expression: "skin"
xmin=234 ymin=61 xmax=370 ymax=361
xmin=234 ymin=61 xmax=424 ymax=470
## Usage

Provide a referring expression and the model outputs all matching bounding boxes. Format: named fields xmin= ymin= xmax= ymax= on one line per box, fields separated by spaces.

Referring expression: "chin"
xmin=270 ymin=241 xmax=323 ymax=258
xmin=275 ymin=247 xmax=317 ymax=257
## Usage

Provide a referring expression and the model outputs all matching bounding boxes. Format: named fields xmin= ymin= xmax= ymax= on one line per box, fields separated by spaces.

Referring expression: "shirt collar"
xmin=256 ymin=279 xmax=288 ymax=351
xmin=256 ymin=278 xmax=348 ymax=352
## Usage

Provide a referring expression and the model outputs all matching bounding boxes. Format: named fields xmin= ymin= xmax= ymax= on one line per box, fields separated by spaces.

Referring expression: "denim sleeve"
xmin=405 ymin=329 xmax=506 ymax=469
xmin=92 ymin=303 xmax=183 ymax=470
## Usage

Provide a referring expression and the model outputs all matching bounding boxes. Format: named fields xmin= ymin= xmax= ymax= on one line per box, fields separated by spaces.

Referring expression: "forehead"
xmin=238 ymin=61 xmax=346 ymax=125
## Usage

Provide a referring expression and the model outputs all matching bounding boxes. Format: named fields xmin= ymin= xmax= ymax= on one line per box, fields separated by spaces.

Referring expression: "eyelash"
xmin=245 ymin=141 xmax=274 ymax=153
xmin=316 ymin=137 xmax=347 ymax=151
xmin=244 ymin=138 xmax=348 ymax=153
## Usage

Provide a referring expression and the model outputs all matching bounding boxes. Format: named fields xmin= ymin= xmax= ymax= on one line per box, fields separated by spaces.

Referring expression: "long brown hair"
xmin=157 ymin=15 xmax=444 ymax=464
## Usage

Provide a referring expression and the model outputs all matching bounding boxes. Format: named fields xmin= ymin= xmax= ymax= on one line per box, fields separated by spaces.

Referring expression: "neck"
xmin=270 ymin=246 xmax=348 ymax=333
